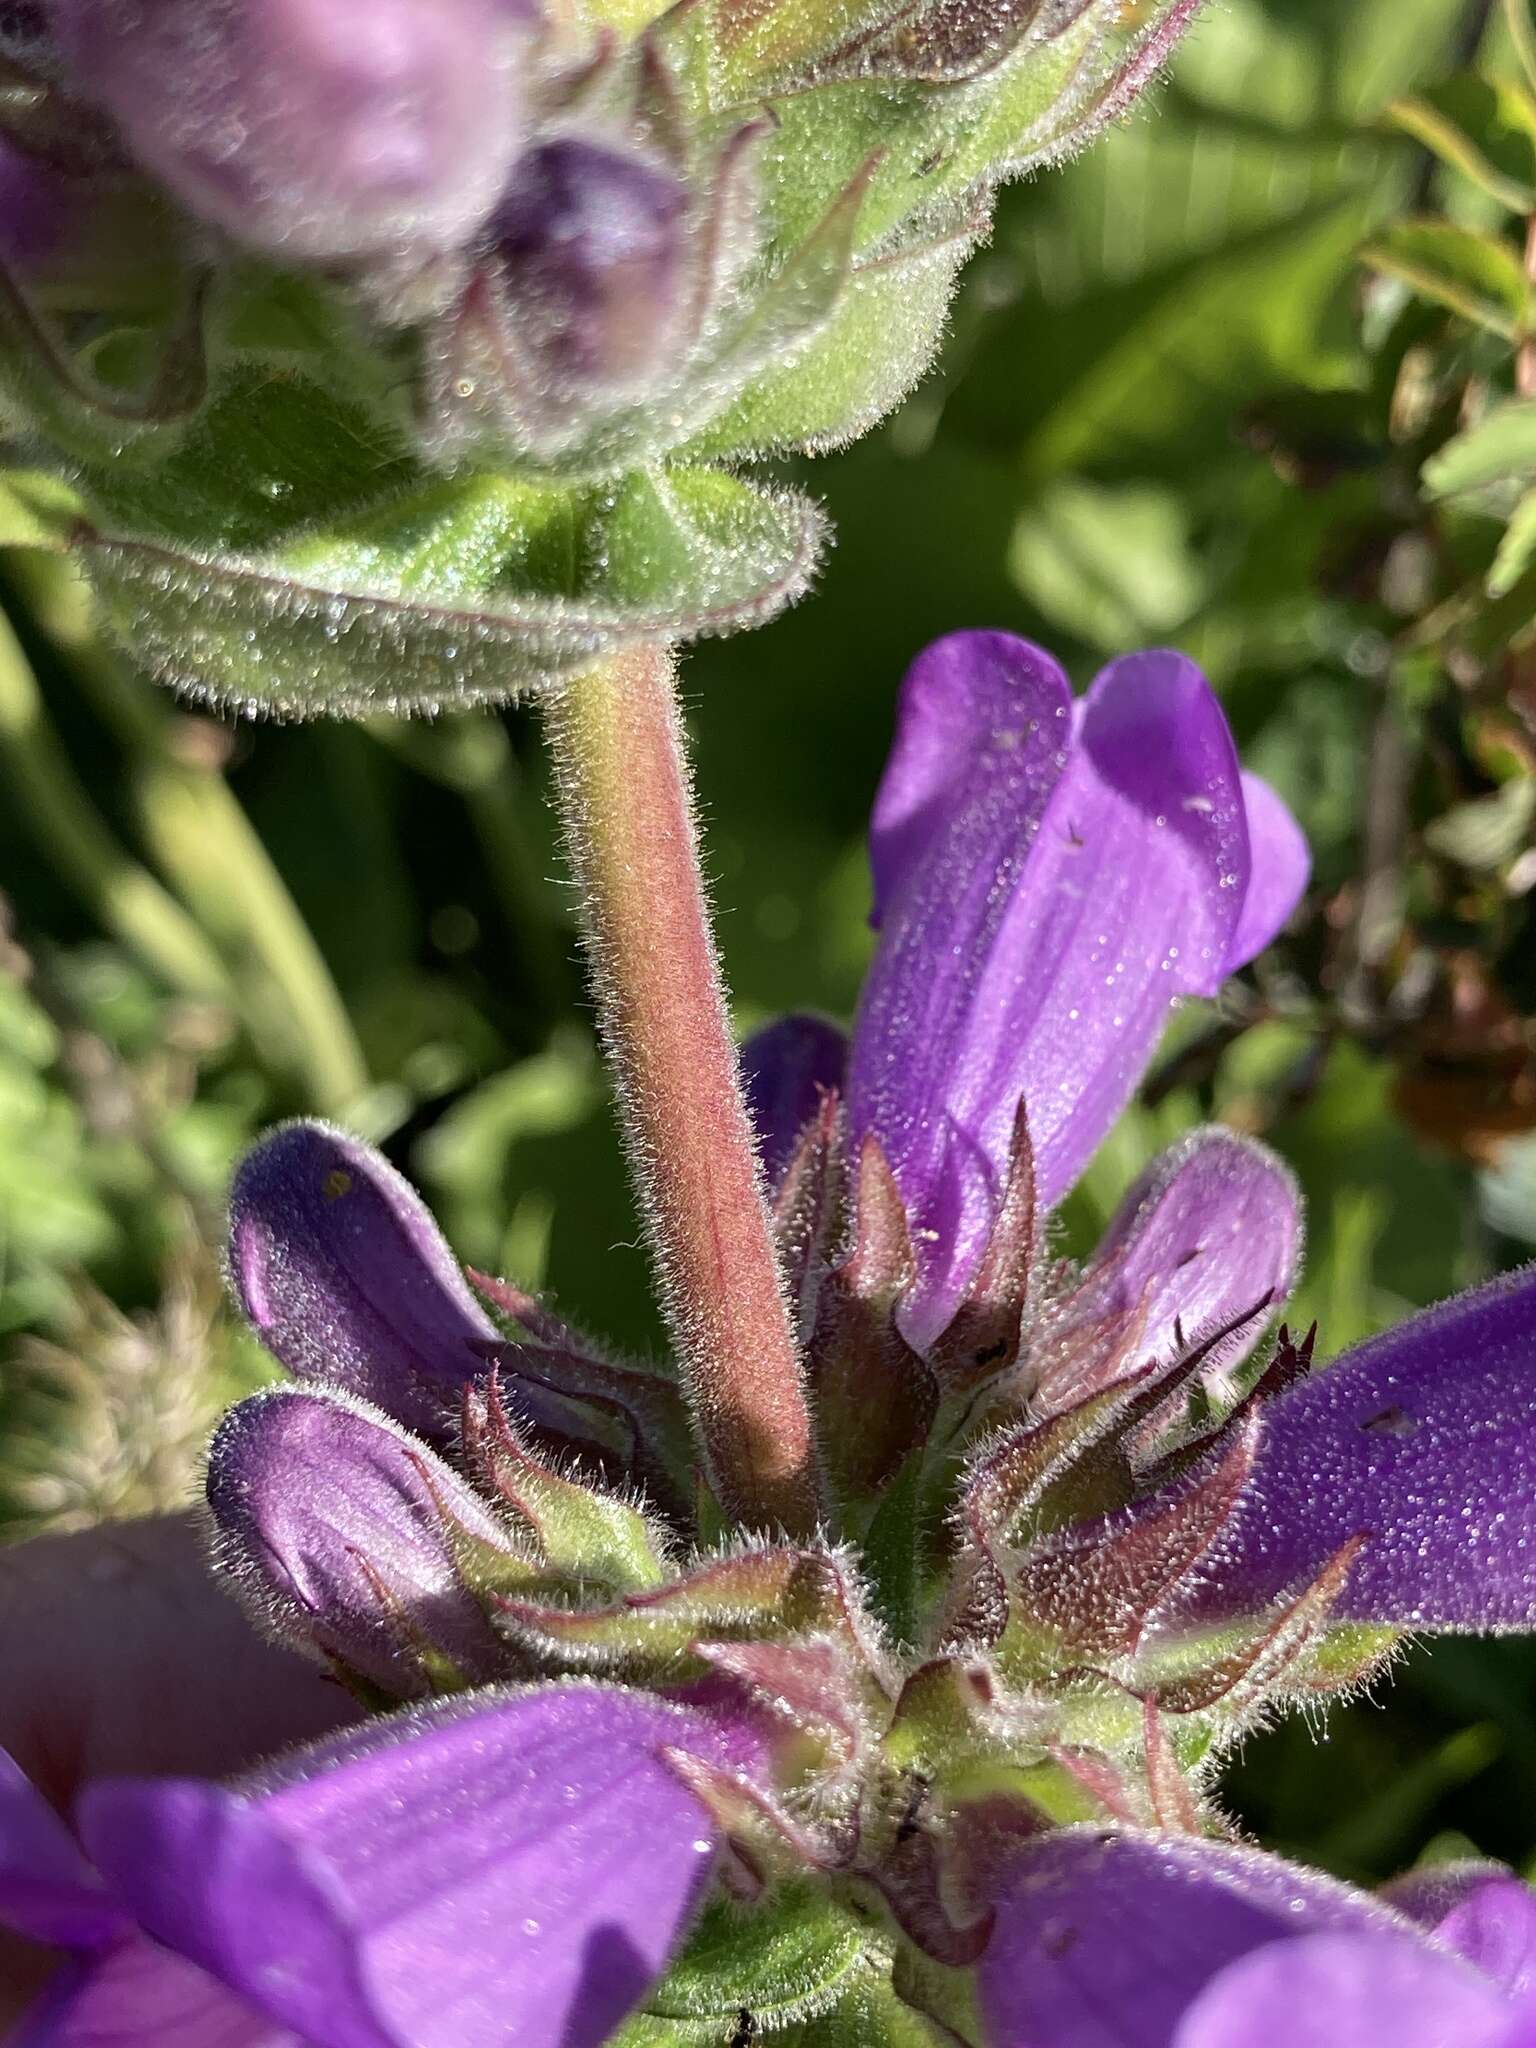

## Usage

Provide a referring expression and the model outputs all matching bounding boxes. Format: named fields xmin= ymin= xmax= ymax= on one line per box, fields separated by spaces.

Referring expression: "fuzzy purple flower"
xmin=842 ymin=631 xmax=1309 ymax=1344
xmin=0 ymin=1690 xmax=750 ymax=2047
xmin=9 ymin=629 xmax=1536 ymax=2046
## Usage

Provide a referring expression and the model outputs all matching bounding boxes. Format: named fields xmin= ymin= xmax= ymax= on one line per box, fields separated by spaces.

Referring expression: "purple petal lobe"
xmin=1435 ymin=1878 xmax=1536 ymax=1998
xmin=1226 ymin=772 xmax=1309 ymax=972
xmin=82 ymin=1684 xmax=734 ymax=2048
xmin=1198 ymin=1265 xmax=1536 ymax=1628
xmin=978 ymin=1828 xmax=1423 ymax=2048
xmin=0 ymin=1748 xmax=126 ymax=1951
xmin=865 ymin=630 xmax=1075 ymax=928
xmin=228 ymin=1121 xmax=495 ymax=1436
xmin=741 ymin=1013 xmax=848 ymax=1188
xmin=206 ymin=1387 xmax=517 ymax=1696
xmin=13 ymin=1939 xmax=296 ymax=2048
xmin=1049 ymin=1129 xmax=1300 ymax=1401
xmin=850 ymin=641 xmax=1266 ymax=1342
xmin=1173 ymin=1932 xmax=1511 ymax=2048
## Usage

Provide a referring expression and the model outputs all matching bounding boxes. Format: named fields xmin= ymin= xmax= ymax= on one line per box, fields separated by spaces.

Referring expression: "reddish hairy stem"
xmin=544 ymin=647 xmax=821 ymax=1536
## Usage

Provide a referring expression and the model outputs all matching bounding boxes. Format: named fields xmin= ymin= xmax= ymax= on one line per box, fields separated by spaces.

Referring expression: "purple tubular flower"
xmin=206 ymin=1386 xmax=521 ymax=1696
xmin=977 ymin=1828 xmax=1535 ymax=2048
xmin=3 ymin=1686 xmax=749 ymax=2048
xmin=228 ymin=1120 xmax=498 ymax=1438
xmin=54 ymin=0 xmax=526 ymax=263
xmin=1048 ymin=1127 xmax=1301 ymax=1401
xmin=741 ymin=1012 xmax=848 ymax=1188
xmin=1195 ymin=1265 xmax=1536 ymax=1628
xmin=846 ymin=633 xmax=1308 ymax=1343
xmin=493 ymin=140 xmax=690 ymax=393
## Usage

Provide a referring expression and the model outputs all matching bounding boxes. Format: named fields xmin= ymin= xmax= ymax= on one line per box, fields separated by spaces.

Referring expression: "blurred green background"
xmin=5 ymin=0 xmax=1536 ymax=1888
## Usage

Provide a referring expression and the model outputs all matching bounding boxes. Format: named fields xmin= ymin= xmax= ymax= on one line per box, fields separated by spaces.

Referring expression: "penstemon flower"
xmin=8 ymin=632 xmax=1536 ymax=2046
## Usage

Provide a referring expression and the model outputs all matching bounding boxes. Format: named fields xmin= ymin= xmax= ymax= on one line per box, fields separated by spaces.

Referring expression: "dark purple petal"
xmin=82 ymin=1684 xmax=738 ymax=2048
xmin=1050 ymin=1129 xmax=1300 ymax=1400
xmin=1196 ymin=1265 xmax=1536 ymax=1628
xmin=57 ymin=0 xmax=525 ymax=262
xmin=494 ymin=140 xmax=689 ymax=393
xmin=228 ymin=1121 xmax=495 ymax=1436
xmin=0 ymin=1748 xmax=126 ymax=1951
xmin=850 ymin=640 xmax=1280 ymax=1343
xmin=741 ymin=1013 xmax=847 ymax=1188
xmin=978 ymin=1828 xmax=1432 ymax=2048
xmin=1173 ymin=1932 xmax=1511 ymax=2048
xmin=0 ymin=137 xmax=77 ymax=271
xmin=205 ymin=1387 xmax=519 ymax=1696
xmin=1226 ymin=772 xmax=1309 ymax=972
xmin=12 ymin=1939 xmax=295 ymax=2048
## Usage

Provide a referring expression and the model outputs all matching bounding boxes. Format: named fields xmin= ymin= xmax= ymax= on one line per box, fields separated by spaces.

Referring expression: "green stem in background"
xmin=0 ymin=598 xmax=232 ymax=1003
xmin=4 ymin=551 xmax=369 ymax=1113
xmin=373 ymin=712 xmax=569 ymax=1018
xmin=544 ymin=646 xmax=821 ymax=1538
xmin=1505 ymin=0 xmax=1536 ymax=95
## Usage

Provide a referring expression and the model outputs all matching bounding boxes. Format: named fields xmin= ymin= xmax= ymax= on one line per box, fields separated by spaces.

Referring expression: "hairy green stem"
xmin=544 ymin=647 xmax=821 ymax=1537
xmin=0 ymin=598 xmax=232 ymax=1002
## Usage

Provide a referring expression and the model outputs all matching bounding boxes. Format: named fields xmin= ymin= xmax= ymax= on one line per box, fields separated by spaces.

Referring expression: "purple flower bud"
xmin=54 ymin=0 xmax=527 ymax=264
xmin=493 ymin=139 xmax=690 ymax=394
xmin=206 ymin=1385 xmax=521 ymax=1696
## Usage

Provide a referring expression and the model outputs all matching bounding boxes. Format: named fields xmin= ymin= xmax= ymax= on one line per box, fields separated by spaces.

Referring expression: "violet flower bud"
xmin=493 ymin=139 xmax=691 ymax=396
xmin=53 ymin=0 xmax=528 ymax=264
xmin=206 ymin=1385 xmax=522 ymax=1697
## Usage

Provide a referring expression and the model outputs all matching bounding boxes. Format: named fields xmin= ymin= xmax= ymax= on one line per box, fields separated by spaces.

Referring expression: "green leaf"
xmin=1384 ymin=82 xmax=1536 ymax=213
xmin=1360 ymin=218 xmax=1530 ymax=339
xmin=1007 ymin=478 xmax=1210 ymax=653
xmin=64 ymin=382 xmax=823 ymax=713
xmin=0 ymin=469 xmax=87 ymax=550
xmin=787 ymin=1972 xmax=960 ymax=2044
xmin=1423 ymin=397 xmax=1536 ymax=511
xmin=1424 ymin=775 xmax=1536 ymax=864
xmin=1491 ymin=485 xmax=1536 ymax=595
xmin=618 ymin=1885 xmax=870 ymax=2043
